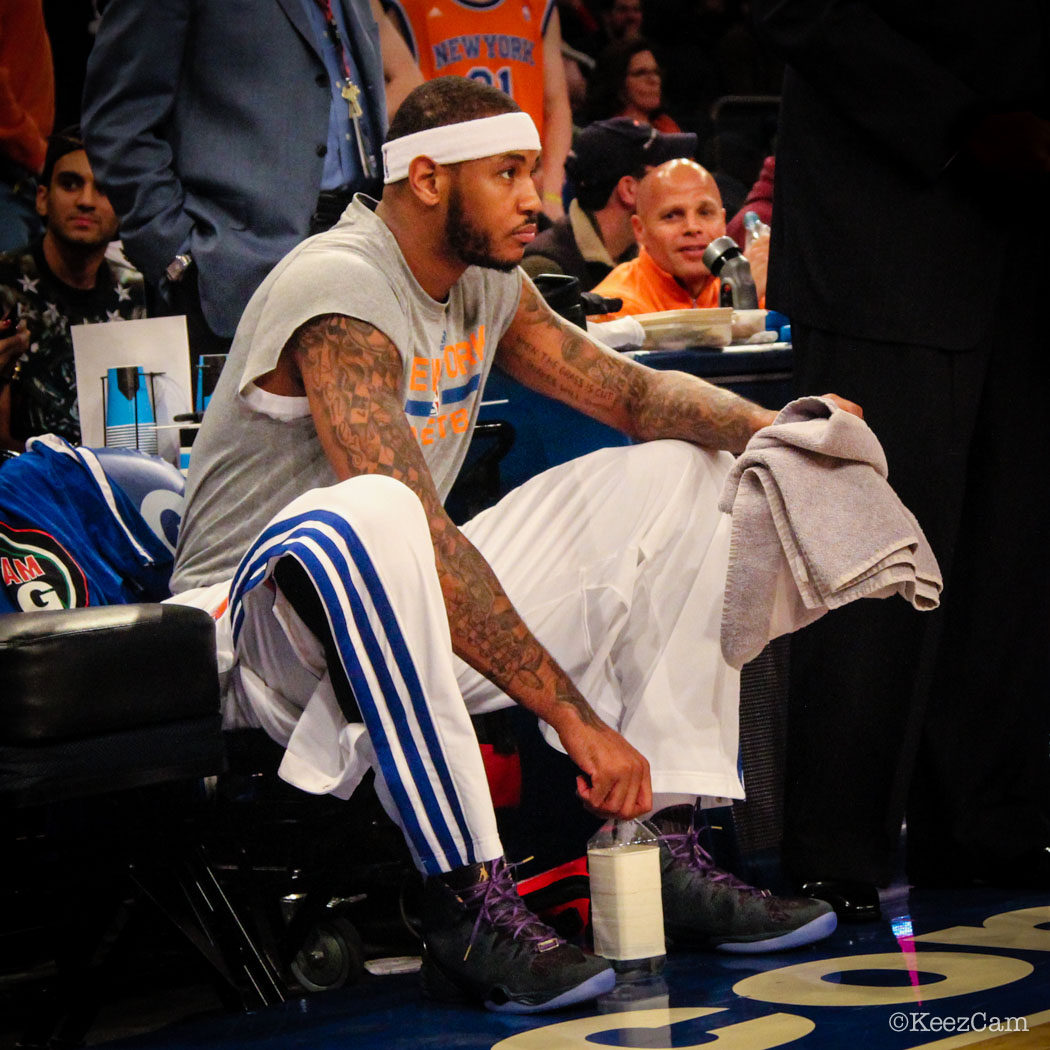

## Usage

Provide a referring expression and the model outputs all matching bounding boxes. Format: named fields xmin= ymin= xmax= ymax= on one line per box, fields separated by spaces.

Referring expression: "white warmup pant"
xmin=185 ymin=440 xmax=744 ymax=876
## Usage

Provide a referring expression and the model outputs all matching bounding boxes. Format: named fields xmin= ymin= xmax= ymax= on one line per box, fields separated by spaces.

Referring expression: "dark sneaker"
xmin=421 ymin=857 xmax=614 ymax=1013
xmin=656 ymin=814 xmax=837 ymax=954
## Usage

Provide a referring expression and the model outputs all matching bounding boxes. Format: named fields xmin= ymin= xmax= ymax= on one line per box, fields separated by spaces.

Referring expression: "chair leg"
xmin=130 ymin=844 xmax=288 ymax=1009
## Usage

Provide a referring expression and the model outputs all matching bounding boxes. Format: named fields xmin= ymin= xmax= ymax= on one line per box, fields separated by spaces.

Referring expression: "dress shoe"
xmin=798 ymin=879 xmax=881 ymax=923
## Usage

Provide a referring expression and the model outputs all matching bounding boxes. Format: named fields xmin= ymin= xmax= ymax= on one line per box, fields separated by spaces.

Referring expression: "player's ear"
xmin=407 ymin=155 xmax=444 ymax=207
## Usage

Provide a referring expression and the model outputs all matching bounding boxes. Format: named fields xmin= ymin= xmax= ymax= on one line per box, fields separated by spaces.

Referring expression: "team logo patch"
xmin=0 ymin=520 xmax=89 ymax=611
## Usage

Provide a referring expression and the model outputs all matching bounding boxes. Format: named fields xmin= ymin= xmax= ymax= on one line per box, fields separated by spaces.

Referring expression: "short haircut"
xmin=386 ymin=76 xmax=520 ymax=143
xmin=41 ymin=126 xmax=85 ymax=187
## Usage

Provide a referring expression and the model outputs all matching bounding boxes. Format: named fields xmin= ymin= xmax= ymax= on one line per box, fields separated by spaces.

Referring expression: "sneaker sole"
xmin=713 ymin=909 xmax=838 ymax=954
xmin=422 ymin=954 xmax=616 ymax=1014
xmin=484 ymin=967 xmax=616 ymax=1014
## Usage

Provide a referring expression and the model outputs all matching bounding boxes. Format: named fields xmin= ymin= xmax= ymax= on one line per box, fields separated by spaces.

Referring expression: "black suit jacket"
xmin=752 ymin=0 xmax=1049 ymax=350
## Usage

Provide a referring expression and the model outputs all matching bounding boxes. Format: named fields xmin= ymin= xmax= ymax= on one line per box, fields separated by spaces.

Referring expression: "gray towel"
xmin=719 ymin=396 xmax=942 ymax=669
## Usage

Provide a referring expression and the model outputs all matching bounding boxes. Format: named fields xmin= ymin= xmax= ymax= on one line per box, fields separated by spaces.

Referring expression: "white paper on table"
xmin=71 ymin=315 xmax=192 ymax=466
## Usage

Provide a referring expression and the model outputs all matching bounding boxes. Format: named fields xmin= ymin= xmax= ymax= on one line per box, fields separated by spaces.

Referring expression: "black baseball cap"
xmin=566 ymin=118 xmax=697 ymax=195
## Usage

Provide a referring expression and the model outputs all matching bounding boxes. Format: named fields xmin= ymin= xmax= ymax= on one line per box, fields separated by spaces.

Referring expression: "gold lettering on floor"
xmin=732 ymin=952 xmax=1032 ymax=1007
xmin=490 ymin=1007 xmax=814 ymax=1049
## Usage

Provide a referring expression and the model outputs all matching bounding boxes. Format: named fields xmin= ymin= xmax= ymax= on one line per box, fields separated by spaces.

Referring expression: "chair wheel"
xmin=289 ymin=915 xmax=364 ymax=992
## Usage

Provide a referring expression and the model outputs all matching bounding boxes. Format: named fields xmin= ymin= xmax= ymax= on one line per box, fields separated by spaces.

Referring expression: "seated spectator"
xmin=591 ymin=157 xmax=766 ymax=318
xmin=522 ymin=118 xmax=696 ymax=289
xmin=567 ymin=0 xmax=644 ymax=57
xmin=584 ymin=37 xmax=682 ymax=133
xmin=555 ymin=0 xmax=648 ymax=120
xmin=0 ymin=128 xmax=146 ymax=451
xmin=554 ymin=0 xmax=644 ymax=113
xmin=603 ymin=0 xmax=644 ymax=41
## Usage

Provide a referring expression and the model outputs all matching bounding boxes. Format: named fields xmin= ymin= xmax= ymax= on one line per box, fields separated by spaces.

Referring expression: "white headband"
xmin=382 ymin=111 xmax=541 ymax=184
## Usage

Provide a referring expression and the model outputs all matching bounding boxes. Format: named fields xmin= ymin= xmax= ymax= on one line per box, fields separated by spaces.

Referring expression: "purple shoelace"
xmin=659 ymin=824 xmax=770 ymax=898
xmin=459 ymin=857 xmax=563 ymax=959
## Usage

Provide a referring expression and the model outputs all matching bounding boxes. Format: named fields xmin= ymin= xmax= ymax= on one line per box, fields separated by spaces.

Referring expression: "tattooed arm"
xmin=267 ymin=312 xmax=651 ymax=820
xmin=498 ymin=279 xmax=863 ymax=447
xmin=498 ymin=277 xmax=778 ymax=453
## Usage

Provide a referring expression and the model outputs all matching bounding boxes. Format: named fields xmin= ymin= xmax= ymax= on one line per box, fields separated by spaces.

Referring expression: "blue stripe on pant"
xmin=231 ymin=510 xmax=478 ymax=874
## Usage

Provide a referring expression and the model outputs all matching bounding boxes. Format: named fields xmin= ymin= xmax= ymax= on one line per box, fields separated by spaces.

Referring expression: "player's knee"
xmin=330 ymin=474 xmax=431 ymax=550
xmin=627 ymin=439 xmax=731 ymax=490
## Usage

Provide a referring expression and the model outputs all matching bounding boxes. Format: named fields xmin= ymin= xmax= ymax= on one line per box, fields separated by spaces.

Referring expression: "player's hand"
xmin=557 ymin=715 xmax=652 ymax=820
xmin=823 ymin=392 xmax=863 ymax=419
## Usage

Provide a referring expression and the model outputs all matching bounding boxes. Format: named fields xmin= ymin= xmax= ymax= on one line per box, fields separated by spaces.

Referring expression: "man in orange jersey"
xmin=383 ymin=0 xmax=572 ymax=218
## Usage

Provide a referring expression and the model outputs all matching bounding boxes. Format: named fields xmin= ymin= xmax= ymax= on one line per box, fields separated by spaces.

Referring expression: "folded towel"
xmin=719 ymin=396 xmax=942 ymax=669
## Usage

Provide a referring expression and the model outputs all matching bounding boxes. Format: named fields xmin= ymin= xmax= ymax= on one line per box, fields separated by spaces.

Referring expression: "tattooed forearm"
xmin=500 ymin=281 xmax=775 ymax=453
xmin=292 ymin=313 xmax=599 ymax=730
xmin=632 ymin=369 xmax=774 ymax=453
xmin=554 ymin=679 xmax=606 ymax=729
xmin=506 ymin=283 xmax=781 ymax=451
xmin=432 ymin=511 xmax=600 ymax=727
xmin=499 ymin=306 xmax=636 ymax=420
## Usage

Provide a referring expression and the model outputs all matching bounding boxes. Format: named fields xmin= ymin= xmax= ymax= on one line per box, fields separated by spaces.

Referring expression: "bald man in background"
xmin=591 ymin=158 xmax=767 ymax=319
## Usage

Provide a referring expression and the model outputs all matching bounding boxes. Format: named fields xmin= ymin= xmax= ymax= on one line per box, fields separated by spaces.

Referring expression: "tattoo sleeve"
xmin=497 ymin=280 xmax=775 ymax=453
xmin=291 ymin=314 xmax=604 ymax=732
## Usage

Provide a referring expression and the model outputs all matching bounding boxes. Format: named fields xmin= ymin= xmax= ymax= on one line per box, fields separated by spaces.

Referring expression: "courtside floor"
xmin=89 ymin=884 xmax=1049 ymax=1050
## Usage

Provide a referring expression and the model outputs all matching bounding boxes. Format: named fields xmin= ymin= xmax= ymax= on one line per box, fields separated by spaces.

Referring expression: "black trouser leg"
xmin=271 ymin=556 xmax=361 ymax=725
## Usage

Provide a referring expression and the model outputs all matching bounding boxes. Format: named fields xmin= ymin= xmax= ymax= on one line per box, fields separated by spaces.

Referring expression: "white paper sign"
xmin=71 ymin=315 xmax=192 ymax=465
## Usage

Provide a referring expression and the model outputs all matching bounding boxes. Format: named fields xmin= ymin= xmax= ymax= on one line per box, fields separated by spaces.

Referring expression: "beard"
xmin=445 ymin=182 xmax=521 ymax=272
xmin=48 ymin=215 xmax=119 ymax=255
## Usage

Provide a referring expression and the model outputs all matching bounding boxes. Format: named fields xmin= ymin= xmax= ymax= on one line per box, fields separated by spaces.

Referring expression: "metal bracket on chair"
xmin=129 ymin=845 xmax=288 ymax=1008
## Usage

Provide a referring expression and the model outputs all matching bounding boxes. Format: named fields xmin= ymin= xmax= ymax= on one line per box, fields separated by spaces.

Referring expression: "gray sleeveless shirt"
xmin=171 ymin=197 xmax=522 ymax=592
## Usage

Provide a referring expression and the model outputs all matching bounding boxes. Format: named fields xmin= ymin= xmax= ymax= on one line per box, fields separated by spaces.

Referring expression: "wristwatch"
xmin=165 ymin=251 xmax=194 ymax=283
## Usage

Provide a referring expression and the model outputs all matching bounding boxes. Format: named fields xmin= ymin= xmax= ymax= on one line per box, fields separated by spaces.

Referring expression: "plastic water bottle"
xmin=743 ymin=210 xmax=771 ymax=250
xmin=587 ymin=819 xmax=665 ymax=979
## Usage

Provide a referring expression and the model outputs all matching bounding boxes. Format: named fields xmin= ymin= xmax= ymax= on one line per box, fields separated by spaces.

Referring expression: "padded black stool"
xmin=0 ymin=604 xmax=286 ymax=1048
xmin=2 ymin=605 xmax=223 ymax=802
